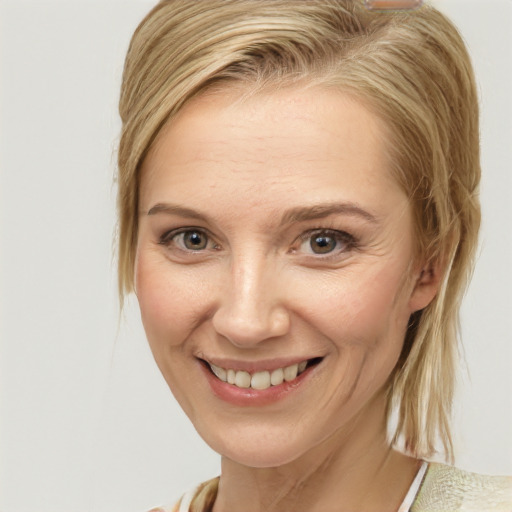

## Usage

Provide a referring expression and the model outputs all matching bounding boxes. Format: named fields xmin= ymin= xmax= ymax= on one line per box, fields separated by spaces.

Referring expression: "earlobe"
xmin=409 ymin=262 xmax=443 ymax=313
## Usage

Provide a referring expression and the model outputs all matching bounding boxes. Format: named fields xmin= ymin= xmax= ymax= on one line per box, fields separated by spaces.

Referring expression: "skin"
xmin=135 ymin=86 xmax=440 ymax=512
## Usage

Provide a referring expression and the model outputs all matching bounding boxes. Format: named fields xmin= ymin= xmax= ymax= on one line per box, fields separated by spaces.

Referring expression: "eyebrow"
xmin=145 ymin=201 xmax=378 ymax=225
xmin=146 ymin=203 xmax=210 ymax=221
xmin=279 ymin=202 xmax=379 ymax=225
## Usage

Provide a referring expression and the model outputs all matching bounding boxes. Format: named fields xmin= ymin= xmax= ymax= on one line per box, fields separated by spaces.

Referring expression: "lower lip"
xmin=199 ymin=361 xmax=319 ymax=407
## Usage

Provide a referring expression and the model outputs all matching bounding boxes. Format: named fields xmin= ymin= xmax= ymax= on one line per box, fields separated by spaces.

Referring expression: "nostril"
xmin=212 ymin=304 xmax=290 ymax=347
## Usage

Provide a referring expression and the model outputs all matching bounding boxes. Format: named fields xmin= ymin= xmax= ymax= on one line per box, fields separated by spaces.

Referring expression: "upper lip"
xmin=198 ymin=356 xmax=323 ymax=373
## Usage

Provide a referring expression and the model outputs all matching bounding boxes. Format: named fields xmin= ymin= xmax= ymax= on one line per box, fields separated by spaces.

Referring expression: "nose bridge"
xmin=212 ymin=249 xmax=289 ymax=346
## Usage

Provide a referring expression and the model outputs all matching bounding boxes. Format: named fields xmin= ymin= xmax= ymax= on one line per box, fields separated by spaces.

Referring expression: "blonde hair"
xmin=117 ymin=0 xmax=480 ymax=462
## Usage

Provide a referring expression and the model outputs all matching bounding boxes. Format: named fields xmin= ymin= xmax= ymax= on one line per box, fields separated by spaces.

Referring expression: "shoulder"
xmin=146 ymin=504 xmax=179 ymax=512
xmin=412 ymin=462 xmax=512 ymax=511
xmin=144 ymin=488 xmax=193 ymax=512
xmin=146 ymin=477 xmax=220 ymax=512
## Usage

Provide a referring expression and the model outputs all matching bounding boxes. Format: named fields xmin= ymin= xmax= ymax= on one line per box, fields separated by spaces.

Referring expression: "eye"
xmin=159 ymin=228 xmax=216 ymax=252
xmin=310 ymin=233 xmax=338 ymax=254
xmin=296 ymin=229 xmax=355 ymax=257
xmin=180 ymin=230 xmax=208 ymax=250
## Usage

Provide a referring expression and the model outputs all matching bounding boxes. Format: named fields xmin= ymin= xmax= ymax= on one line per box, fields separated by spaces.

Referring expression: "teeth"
xmin=209 ymin=360 xmax=311 ymax=390
xmin=251 ymin=371 xmax=271 ymax=390
xmin=234 ymin=370 xmax=251 ymax=388
xmin=283 ymin=363 xmax=298 ymax=382
xmin=210 ymin=363 xmax=227 ymax=382
xmin=270 ymin=368 xmax=284 ymax=386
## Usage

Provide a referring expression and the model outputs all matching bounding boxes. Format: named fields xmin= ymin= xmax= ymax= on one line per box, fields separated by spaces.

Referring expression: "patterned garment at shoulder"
xmin=150 ymin=463 xmax=512 ymax=512
xmin=412 ymin=463 xmax=512 ymax=511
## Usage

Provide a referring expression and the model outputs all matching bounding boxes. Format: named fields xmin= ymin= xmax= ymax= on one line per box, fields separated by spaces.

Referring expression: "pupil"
xmin=311 ymin=235 xmax=335 ymax=254
xmin=185 ymin=231 xmax=206 ymax=250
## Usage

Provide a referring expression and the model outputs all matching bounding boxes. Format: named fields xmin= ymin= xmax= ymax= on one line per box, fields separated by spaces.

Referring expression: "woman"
xmin=116 ymin=1 xmax=512 ymax=510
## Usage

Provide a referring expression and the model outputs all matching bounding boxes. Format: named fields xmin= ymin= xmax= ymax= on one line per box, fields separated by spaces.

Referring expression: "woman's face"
xmin=135 ymin=86 xmax=434 ymax=468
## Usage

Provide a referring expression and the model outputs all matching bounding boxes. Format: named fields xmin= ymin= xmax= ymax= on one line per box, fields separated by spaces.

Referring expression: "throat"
xmin=213 ymin=428 xmax=421 ymax=512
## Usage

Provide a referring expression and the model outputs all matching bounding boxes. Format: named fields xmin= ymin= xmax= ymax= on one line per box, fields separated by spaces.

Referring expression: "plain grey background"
xmin=1 ymin=1 xmax=511 ymax=511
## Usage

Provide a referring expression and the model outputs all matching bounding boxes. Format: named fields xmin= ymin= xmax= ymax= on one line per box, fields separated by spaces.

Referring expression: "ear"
xmin=408 ymin=261 xmax=443 ymax=313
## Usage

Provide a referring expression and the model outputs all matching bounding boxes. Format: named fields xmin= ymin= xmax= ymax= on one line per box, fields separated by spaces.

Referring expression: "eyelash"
xmin=158 ymin=227 xmax=219 ymax=252
xmin=158 ymin=227 xmax=357 ymax=259
xmin=293 ymin=228 xmax=356 ymax=259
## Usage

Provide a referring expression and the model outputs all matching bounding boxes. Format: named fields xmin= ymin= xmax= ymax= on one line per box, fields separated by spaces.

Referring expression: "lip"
xmin=198 ymin=357 xmax=322 ymax=407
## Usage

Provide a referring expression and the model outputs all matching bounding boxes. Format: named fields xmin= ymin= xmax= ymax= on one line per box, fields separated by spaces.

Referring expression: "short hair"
xmin=117 ymin=0 xmax=480 ymax=462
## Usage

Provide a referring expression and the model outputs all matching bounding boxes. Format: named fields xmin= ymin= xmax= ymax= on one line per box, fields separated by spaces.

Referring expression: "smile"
xmin=206 ymin=359 xmax=321 ymax=390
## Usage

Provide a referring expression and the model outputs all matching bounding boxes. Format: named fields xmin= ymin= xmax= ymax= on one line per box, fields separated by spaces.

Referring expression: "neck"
xmin=212 ymin=393 xmax=420 ymax=512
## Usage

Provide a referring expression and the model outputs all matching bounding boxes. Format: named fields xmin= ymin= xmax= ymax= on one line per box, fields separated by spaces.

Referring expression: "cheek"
xmin=134 ymin=250 xmax=212 ymax=349
xmin=311 ymin=267 xmax=412 ymax=407
xmin=292 ymin=263 xmax=412 ymax=352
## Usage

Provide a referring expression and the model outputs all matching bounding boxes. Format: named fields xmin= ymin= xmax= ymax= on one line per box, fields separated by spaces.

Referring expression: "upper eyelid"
xmin=160 ymin=226 xmax=212 ymax=241
xmin=298 ymin=227 xmax=354 ymax=238
xmin=158 ymin=227 xmax=353 ymax=239
xmin=296 ymin=228 xmax=356 ymax=245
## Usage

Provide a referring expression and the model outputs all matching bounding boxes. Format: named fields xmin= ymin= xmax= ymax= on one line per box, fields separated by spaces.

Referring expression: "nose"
xmin=211 ymin=256 xmax=290 ymax=348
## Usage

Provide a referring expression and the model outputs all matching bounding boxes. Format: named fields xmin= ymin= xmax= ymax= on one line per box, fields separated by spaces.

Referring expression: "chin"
xmin=196 ymin=420 xmax=318 ymax=469
xmin=220 ymin=441 xmax=304 ymax=468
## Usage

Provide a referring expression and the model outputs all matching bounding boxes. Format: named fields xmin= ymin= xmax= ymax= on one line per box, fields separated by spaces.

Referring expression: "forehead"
xmin=139 ymin=85 xmax=401 ymax=218
xmin=148 ymin=85 xmax=386 ymax=163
